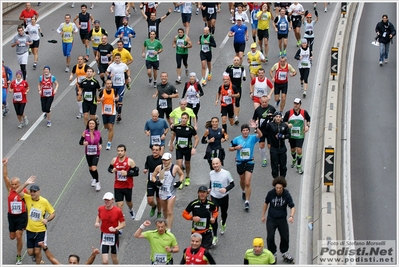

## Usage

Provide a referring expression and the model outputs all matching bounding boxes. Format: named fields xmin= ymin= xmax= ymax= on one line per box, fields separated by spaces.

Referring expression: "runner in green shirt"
xmin=142 ymin=30 xmax=163 ymax=88
xmin=244 ymin=237 xmax=275 ymax=264
xmin=134 ymin=218 xmax=179 ymax=264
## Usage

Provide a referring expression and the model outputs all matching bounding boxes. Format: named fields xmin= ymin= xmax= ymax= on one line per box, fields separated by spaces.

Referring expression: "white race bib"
xmin=223 ymin=95 xmax=232 ymax=105
xmin=10 ymin=201 xmax=23 ymax=215
xmin=80 ymin=22 xmax=88 ymax=30
xmin=87 ymin=145 xmax=97 ymax=155
xmin=240 ymin=148 xmax=250 ymax=159
xmin=151 ymin=135 xmax=161 ymax=145
xmin=84 ymin=91 xmax=93 ymax=101
xmin=117 ymin=171 xmax=127 ymax=181
xmin=158 ymin=99 xmax=167 ymax=109
xmin=100 ymin=55 xmax=109 ymax=64
xmin=102 ymin=233 xmax=115 ymax=246
xmin=201 ymin=44 xmax=209 ymax=53
xmin=103 ymin=104 xmax=112 ymax=114
xmin=43 ymin=89 xmax=52 ymax=97
xmin=29 ymin=208 xmax=42 ymax=221
xmin=13 ymin=92 xmax=23 ymax=101
xmin=177 ymin=137 xmax=188 ymax=148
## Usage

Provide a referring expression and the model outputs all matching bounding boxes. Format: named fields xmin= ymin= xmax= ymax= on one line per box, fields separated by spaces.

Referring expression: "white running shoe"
xmin=95 ymin=182 xmax=101 ymax=191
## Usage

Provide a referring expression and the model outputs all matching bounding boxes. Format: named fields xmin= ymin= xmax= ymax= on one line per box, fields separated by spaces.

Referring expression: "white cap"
xmin=162 ymin=152 xmax=172 ymax=160
xmin=103 ymin=192 xmax=114 ymax=200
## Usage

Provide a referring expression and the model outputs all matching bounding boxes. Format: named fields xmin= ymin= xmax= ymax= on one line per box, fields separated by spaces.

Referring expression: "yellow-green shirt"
xmin=257 ymin=11 xmax=272 ymax=30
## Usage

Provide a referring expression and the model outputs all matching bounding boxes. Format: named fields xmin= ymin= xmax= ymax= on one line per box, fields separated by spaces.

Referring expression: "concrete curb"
xmin=312 ymin=3 xmax=358 ymax=264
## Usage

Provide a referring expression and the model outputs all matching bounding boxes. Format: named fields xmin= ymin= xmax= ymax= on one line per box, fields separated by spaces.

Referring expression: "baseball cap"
xmin=294 ymin=98 xmax=302 ymax=104
xmin=94 ymin=20 xmax=100 ymax=24
xmin=253 ymin=237 xmax=264 ymax=247
xmin=30 ymin=185 xmax=40 ymax=191
xmin=198 ymin=185 xmax=208 ymax=192
xmin=250 ymin=43 xmax=257 ymax=49
xmin=236 ymin=16 xmax=242 ymax=21
xmin=306 ymin=13 xmax=312 ymax=18
xmin=162 ymin=152 xmax=172 ymax=160
xmin=274 ymin=111 xmax=283 ymax=117
xmin=103 ymin=192 xmax=114 ymax=200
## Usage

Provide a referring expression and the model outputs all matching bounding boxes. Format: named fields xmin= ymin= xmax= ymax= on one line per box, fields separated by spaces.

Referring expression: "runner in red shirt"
xmin=9 ymin=70 xmax=29 ymax=129
xmin=19 ymin=3 xmax=39 ymax=28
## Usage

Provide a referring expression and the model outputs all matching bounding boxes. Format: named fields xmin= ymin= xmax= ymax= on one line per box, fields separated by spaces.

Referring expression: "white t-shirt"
xmin=107 ymin=62 xmax=128 ymax=86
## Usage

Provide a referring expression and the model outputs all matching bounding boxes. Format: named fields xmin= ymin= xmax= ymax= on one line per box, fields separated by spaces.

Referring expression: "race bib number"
xmin=100 ymin=55 xmax=109 ymax=64
xmin=93 ymin=36 xmax=101 ymax=44
xmin=194 ymin=218 xmax=207 ymax=229
xmin=151 ymin=135 xmax=161 ymax=145
xmin=43 ymin=89 xmax=52 ymax=97
xmin=122 ymin=36 xmax=129 ymax=44
xmin=291 ymin=126 xmax=300 ymax=137
xmin=78 ymin=76 xmax=85 ymax=83
xmin=261 ymin=13 xmax=269 ymax=20
xmin=277 ymin=71 xmax=287 ymax=81
xmin=212 ymin=181 xmax=222 ymax=188
xmin=102 ymin=233 xmax=115 ymax=246
xmin=223 ymin=95 xmax=232 ymax=105
xmin=158 ymin=99 xmax=167 ymax=109
xmin=255 ymin=87 xmax=265 ymax=96
xmin=87 ymin=145 xmax=97 ymax=155
xmin=301 ymin=62 xmax=309 ymax=67
xmin=154 ymin=254 xmax=167 ymax=265
xmin=207 ymin=7 xmax=215 ymax=14
xmin=18 ymin=40 xmax=26 ymax=47
xmin=26 ymin=18 xmax=32 ymax=24
xmin=13 ymin=92 xmax=23 ymax=102
xmin=63 ymin=32 xmax=72 ymax=39
xmin=80 ymin=22 xmax=88 ymax=30
xmin=177 ymin=137 xmax=188 ymax=148
xmin=232 ymin=68 xmax=241 ymax=78
xmin=176 ymin=39 xmax=184 ymax=47
xmin=10 ymin=201 xmax=23 ymax=215
xmin=84 ymin=91 xmax=93 ymax=101
xmin=201 ymin=44 xmax=209 ymax=53
xmin=240 ymin=148 xmax=250 ymax=159
xmin=279 ymin=22 xmax=287 ymax=31
xmin=147 ymin=50 xmax=156 ymax=58
xmin=117 ymin=171 xmax=127 ymax=181
xmin=149 ymin=25 xmax=156 ymax=32
xmin=29 ymin=208 xmax=42 ymax=221
xmin=148 ymin=2 xmax=155 ymax=8
xmin=113 ymin=74 xmax=124 ymax=86
xmin=103 ymin=104 xmax=112 ymax=115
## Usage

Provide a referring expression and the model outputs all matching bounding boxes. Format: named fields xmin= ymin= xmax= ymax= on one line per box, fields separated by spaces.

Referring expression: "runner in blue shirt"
xmin=229 ymin=120 xmax=262 ymax=211
xmin=228 ymin=17 xmax=249 ymax=65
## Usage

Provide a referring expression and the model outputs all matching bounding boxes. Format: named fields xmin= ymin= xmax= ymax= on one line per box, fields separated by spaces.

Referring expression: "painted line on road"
xmin=135 ymin=194 xmax=148 ymax=221
xmin=2 ymin=2 xmax=68 ymax=46
xmin=219 ymin=32 xmax=231 ymax=50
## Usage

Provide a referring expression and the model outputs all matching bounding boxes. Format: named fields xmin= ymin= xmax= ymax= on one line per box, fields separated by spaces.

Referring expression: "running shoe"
xmin=262 ymin=159 xmax=267 ymax=167
xmin=324 ymin=7 xmax=327 ymax=12
xmin=29 ymin=48 xmax=32 ymax=55
xmin=196 ymin=8 xmax=199 ymax=15
xmin=282 ymin=252 xmax=295 ymax=263
xmin=95 ymin=115 xmax=100 ymax=126
xmin=18 ymin=122 xmax=24 ymax=129
xmin=184 ymin=177 xmax=190 ymax=186
xmin=90 ymin=3 xmax=94 ymax=9
xmin=265 ymin=56 xmax=268 ymax=63
xmin=157 ymin=212 xmax=162 ymax=218
xmin=212 ymin=236 xmax=218 ymax=246
xmin=33 ymin=63 xmax=37 ymax=69
xmin=71 ymin=3 xmax=75 ymax=8
xmin=43 ymin=113 xmax=47 ymax=119
xmin=275 ymin=99 xmax=280 ymax=107
xmin=126 ymin=83 xmax=131 ymax=90
xmin=91 ymin=179 xmax=96 ymax=187
xmin=283 ymin=50 xmax=287 ymax=57
xmin=234 ymin=116 xmax=239 ymax=125
xmin=46 ymin=121 xmax=51 ymax=127
xmin=133 ymin=7 xmax=137 ymax=13
xmin=175 ymin=79 xmax=182 ymax=84
xmin=95 ymin=182 xmax=101 ymax=191
xmin=279 ymin=51 xmax=283 ymax=57
xmin=150 ymin=206 xmax=156 ymax=217
xmin=106 ymin=142 xmax=111 ymax=150
xmin=116 ymin=114 xmax=122 ymax=123
xmin=129 ymin=209 xmax=136 ymax=220
xmin=31 ymin=255 xmax=36 ymax=262
xmin=297 ymin=165 xmax=304 ymax=174
xmin=201 ymin=78 xmax=206 ymax=86
xmin=23 ymin=116 xmax=29 ymax=125
xmin=291 ymin=159 xmax=296 ymax=168
xmin=76 ymin=113 xmax=83 ymax=119
xmin=118 ymin=229 xmax=123 ymax=235
xmin=244 ymin=201 xmax=250 ymax=211
xmin=153 ymin=81 xmax=157 ymax=88
xmin=178 ymin=182 xmax=184 ymax=190
xmin=297 ymin=40 xmax=301 ymax=47
xmin=379 ymin=61 xmax=383 ymax=66
xmin=301 ymin=83 xmax=304 ymax=89
xmin=185 ymin=68 xmax=189 ymax=76
xmin=65 ymin=67 xmax=70 ymax=72
xmin=16 ymin=255 xmax=22 ymax=265
xmin=220 ymin=223 xmax=226 ymax=235
xmin=148 ymin=78 xmax=153 ymax=86
xmin=84 ymin=55 xmax=89 ymax=62
xmin=207 ymin=73 xmax=212 ymax=81
xmin=385 ymin=59 xmax=388 ymax=64
xmin=303 ymin=90 xmax=307 ymax=98
xmin=242 ymin=192 xmax=246 ymax=200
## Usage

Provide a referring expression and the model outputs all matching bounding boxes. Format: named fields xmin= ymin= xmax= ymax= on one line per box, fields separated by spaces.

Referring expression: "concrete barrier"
xmin=312 ymin=2 xmax=358 ymax=265
xmin=2 ymin=3 xmax=22 ymax=15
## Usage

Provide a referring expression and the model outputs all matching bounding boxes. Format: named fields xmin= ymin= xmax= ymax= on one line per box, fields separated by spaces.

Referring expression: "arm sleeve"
xmin=209 ymin=36 xmax=217 ymax=47
xmin=294 ymin=49 xmax=301 ymax=60
xmin=244 ymin=259 xmax=249 ymax=264
xmin=201 ymin=135 xmax=207 ymax=144
xmin=198 ymin=83 xmax=204 ymax=96
xmin=181 ymin=85 xmax=187 ymax=98
xmin=225 ymin=181 xmax=235 ymax=192
xmin=108 ymin=164 xmax=114 ymax=173
xmin=79 ymin=136 xmax=85 ymax=145
xmin=180 ymin=249 xmax=187 ymax=264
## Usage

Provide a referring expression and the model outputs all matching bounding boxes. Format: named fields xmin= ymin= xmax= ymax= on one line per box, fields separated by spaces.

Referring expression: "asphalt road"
xmin=2 ymin=2 xmax=336 ymax=264
xmin=351 ymin=2 xmax=397 ymax=253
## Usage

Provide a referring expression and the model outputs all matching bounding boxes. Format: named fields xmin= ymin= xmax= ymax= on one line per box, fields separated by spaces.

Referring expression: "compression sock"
xmin=296 ymin=154 xmax=302 ymax=166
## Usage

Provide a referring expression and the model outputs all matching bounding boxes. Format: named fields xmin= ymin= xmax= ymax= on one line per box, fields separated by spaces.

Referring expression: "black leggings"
xmin=41 ymin=96 xmax=54 ymax=113
xmin=211 ymin=194 xmax=229 ymax=236
xmin=299 ymin=68 xmax=310 ymax=84
xmin=266 ymin=217 xmax=290 ymax=254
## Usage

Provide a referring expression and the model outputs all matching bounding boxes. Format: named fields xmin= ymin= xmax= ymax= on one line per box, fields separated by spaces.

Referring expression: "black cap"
xmin=198 ymin=185 xmax=208 ymax=192
xmin=30 ymin=185 xmax=40 ymax=191
xmin=274 ymin=111 xmax=283 ymax=117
